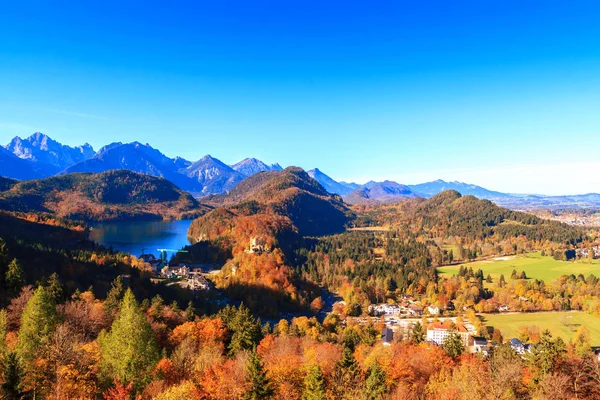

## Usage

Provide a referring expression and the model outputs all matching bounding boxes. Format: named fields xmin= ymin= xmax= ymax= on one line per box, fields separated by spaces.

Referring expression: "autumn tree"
xmin=425 ymin=357 xmax=490 ymax=400
xmin=302 ymin=362 xmax=325 ymax=400
xmin=572 ymin=325 xmax=592 ymax=357
xmin=245 ymin=348 xmax=274 ymax=399
xmin=488 ymin=343 xmax=524 ymax=399
xmin=0 ymin=309 xmax=6 ymax=356
xmin=102 ymin=380 xmax=133 ymax=400
xmin=99 ymin=289 xmax=160 ymax=390
xmin=154 ymin=380 xmax=202 ymax=400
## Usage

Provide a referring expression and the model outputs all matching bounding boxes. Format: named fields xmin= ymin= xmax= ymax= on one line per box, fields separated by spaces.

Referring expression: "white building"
xmin=369 ymin=303 xmax=401 ymax=316
xmin=426 ymin=321 xmax=470 ymax=346
xmin=427 ymin=305 xmax=440 ymax=315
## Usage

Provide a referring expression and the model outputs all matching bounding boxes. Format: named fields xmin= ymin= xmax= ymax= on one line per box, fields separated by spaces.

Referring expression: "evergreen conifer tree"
xmin=0 ymin=352 xmax=25 ymax=399
xmin=410 ymin=321 xmax=426 ymax=344
xmin=5 ymin=259 xmax=24 ymax=293
xmin=16 ymin=286 xmax=57 ymax=365
xmin=104 ymin=276 xmax=125 ymax=317
xmin=365 ymin=361 xmax=386 ymax=399
xmin=302 ymin=362 xmax=325 ymax=400
xmin=99 ymin=289 xmax=160 ymax=390
xmin=441 ymin=332 xmax=465 ymax=359
xmin=46 ymin=272 xmax=64 ymax=303
xmin=185 ymin=301 xmax=196 ymax=322
xmin=245 ymin=349 xmax=274 ymax=400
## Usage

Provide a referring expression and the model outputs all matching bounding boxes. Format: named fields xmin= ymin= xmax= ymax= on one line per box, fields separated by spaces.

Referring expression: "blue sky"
xmin=1 ymin=1 xmax=600 ymax=195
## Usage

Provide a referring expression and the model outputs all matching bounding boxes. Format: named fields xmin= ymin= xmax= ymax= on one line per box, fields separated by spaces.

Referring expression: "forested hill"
xmin=203 ymin=166 xmax=353 ymax=237
xmin=357 ymin=190 xmax=584 ymax=244
xmin=0 ymin=170 xmax=208 ymax=222
xmin=0 ymin=177 xmax=17 ymax=192
xmin=187 ymin=167 xmax=349 ymax=315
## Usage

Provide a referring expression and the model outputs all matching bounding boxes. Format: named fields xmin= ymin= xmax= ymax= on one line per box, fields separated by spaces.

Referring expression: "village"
xmin=139 ymin=251 xmax=214 ymax=292
xmin=141 ymin=238 xmax=599 ymax=360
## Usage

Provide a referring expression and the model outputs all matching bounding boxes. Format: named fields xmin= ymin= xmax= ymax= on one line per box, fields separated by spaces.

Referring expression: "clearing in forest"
xmin=438 ymin=252 xmax=599 ymax=282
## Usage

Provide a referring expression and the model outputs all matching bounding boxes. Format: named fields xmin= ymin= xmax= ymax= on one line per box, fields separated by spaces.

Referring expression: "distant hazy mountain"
xmin=409 ymin=179 xmax=510 ymax=199
xmin=231 ymin=157 xmax=283 ymax=177
xmin=5 ymin=132 xmax=95 ymax=173
xmin=345 ymin=181 xmax=420 ymax=204
xmin=494 ymin=193 xmax=600 ymax=211
xmin=182 ymin=155 xmax=245 ymax=195
xmin=307 ymin=168 xmax=358 ymax=195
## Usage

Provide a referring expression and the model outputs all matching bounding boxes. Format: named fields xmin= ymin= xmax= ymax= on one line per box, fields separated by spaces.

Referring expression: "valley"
xmin=0 ymin=160 xmax=599 ymax=399
xmin=3 ymin=3 xmax=600 ymax=398
xmin=439 ymin=252 xmax=600 ymax=283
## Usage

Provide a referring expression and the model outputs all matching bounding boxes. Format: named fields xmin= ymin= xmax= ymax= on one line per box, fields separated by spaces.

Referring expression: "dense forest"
xmin=0 ymin=170 xmax=208 ymax=222
xmin=203 ymin=167 xmax=353 ymax=237
xmin=185 ymin=168 xmax=355 ymax=315
xmin=1 ymin=277 xmax=599 ymax=399
xmin=0 ymin=168 xmax=599 ymax=398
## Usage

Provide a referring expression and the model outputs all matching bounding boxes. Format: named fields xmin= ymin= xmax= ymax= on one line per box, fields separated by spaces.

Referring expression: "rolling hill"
xmin=401 ymin=190 xmax=583 ymax=243
xmin=0 ymin=176 xmax=18 ymax=192
xmin=192 ymin=167 xmax=353 ymax=238
xmin=0 ymin=170 xmax=206 ymax=221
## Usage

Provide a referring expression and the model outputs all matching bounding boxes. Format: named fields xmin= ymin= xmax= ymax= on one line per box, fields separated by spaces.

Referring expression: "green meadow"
xmin=482 ymin=311 xmax=600 ymax=346
xmin=438 ymin=252 xmax=600 ymax=282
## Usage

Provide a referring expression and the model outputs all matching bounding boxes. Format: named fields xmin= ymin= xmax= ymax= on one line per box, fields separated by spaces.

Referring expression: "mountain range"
xmin=1 ymin=133 xmax=599 ymax=210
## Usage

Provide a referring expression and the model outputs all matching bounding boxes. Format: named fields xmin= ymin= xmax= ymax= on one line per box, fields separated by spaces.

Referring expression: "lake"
xmin=89 ymin=219 xmax=194 ymax=258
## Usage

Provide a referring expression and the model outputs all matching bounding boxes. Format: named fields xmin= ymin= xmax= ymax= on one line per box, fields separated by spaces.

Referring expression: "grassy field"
xmin=438 ymin=252 xmax=600 ymax=282
xmin=482 ymin=311 xmax=600 ymax=346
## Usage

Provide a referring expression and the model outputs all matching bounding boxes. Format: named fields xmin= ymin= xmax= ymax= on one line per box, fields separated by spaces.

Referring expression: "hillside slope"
xmin=357 ymin=190 xmax=583 ymax=245
xmin=307 ymin=168 xmax=358 ymax=195
xmin=0 ymin=170 xmax=206 ymax=221
xmin=200 ymin=167 xmax=353 ymax=237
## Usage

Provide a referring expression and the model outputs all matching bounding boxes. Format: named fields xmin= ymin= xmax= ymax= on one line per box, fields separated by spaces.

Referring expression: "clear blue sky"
xmin=1 ymin=1 xmax=599 ymax=195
